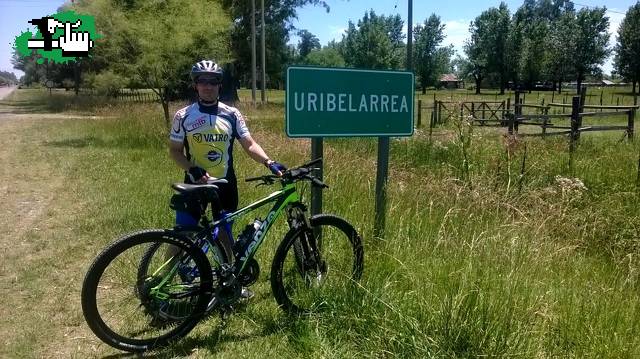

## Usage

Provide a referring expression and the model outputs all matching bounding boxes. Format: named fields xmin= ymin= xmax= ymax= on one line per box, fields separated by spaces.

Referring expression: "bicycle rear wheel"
xmin=81 ymin=230 xmax=212 ymax=352
xmin=271 ymin=214 xmax=364 ymax=314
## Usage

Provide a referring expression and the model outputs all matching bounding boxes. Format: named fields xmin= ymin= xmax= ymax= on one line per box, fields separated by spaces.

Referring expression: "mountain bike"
xmin=81 ymin=158 xmax=364 ymax=352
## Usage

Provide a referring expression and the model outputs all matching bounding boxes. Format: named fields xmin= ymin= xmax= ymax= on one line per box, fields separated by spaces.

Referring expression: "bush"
xmin=92 ymin=71 xmax=128 ymax=97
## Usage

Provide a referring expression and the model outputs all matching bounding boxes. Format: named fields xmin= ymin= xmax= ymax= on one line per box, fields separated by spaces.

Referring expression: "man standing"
xmin=169 ymin=60 xmax=286 ymax=299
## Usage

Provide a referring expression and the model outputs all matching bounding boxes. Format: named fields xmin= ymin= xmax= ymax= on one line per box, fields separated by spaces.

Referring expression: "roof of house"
xmin=440 ymin=73 xmax=459 ymax=82
xmin=601 ymin=80 xmax=615 ymax=85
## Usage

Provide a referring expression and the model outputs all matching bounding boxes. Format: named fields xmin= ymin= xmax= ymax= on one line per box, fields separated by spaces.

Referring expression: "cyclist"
xmin=169 ymin=60 xmax=286 ymax=297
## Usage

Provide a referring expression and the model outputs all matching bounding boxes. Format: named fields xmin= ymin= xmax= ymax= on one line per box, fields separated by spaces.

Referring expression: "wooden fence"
xmin=79 ymin=88 xmax=159 ymax=103
xmin=512 ymin=88 xmax=636 ymax=142
xmin=415 ymin=88 xmax=636 ymax=143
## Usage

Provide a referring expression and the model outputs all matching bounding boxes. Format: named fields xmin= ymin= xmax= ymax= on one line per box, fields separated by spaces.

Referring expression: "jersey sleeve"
xmin=170 ymin=110 xmax=186 ymax=143
xmin=233 ymin=108 xmax=251 ymax=139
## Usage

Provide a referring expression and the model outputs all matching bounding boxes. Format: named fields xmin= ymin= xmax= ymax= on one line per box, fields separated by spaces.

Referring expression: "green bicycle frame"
xmin=212 ymin=182 xmax=301 ymax=273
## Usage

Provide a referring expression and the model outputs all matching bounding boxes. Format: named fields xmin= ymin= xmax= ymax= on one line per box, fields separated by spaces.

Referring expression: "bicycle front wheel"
xmin=271 ymin=214 xmax=364 ymax=314
xmin=81 ymin=230 xmax=213 ymax=352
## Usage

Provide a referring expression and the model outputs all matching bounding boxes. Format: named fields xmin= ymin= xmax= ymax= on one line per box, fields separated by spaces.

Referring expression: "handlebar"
xmin=245 ymin=158 xmax=327 ymax=188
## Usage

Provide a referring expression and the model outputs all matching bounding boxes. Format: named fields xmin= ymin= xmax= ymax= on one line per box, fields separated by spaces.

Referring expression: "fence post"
xmin=471 ymin=102 xmax=476 ymax=122
xmin=628 ymin=108 xmax=635 ymax=141
xmin=542 ymin=106 xmax=549 ymax=137
xmin=570 ymin=95 xmax=580 ymax=145
xmin=505 ymin=98 xmax=511 ymax=127
xmin=577 ymin=86 xmax=586 ymax=141
xmin=433 ymin=93 xmax=437 ymax=124
xmin=510 ymin=92 xmax=521 ymax=134
xmin=417 ymin=99 xmax=422 ymax=127
xmin=600 ymin=89 xmax=603 ymax=111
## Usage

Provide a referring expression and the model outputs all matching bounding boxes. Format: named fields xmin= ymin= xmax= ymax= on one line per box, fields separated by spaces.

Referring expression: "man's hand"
xmin=58 ymin=20 xmax=94 ymax=54
xmin=266 ymin=160 xmax=287 ymax=177
xmin=188 ymin=166 xmax=210 ymax=183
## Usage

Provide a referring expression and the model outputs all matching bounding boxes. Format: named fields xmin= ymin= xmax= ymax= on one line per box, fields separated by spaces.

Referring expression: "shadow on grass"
xmin=44 ymin=135 xmax=162 ymax=150
xmin=0 ymin=99 xmax=54 ymax=114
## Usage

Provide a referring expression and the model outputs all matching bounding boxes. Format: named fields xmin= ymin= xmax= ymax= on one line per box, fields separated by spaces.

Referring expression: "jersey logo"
xmin=205 ymin=145 xmax=224 ymax=166
xmin=187 ymin=116 xmax=207 ymax=131
xmin=193 ymin=133 xmax=203 ymax=143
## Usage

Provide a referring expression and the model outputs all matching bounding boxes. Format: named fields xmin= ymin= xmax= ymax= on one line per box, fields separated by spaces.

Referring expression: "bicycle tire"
xmin=81 ymin=230 xmax=213 ymax=352
xmin=271 ymin=214 xmax=364 ymax=314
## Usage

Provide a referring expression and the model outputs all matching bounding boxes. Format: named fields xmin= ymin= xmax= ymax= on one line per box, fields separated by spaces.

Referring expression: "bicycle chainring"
xmin=238 ymin=258 xmax=260 ymax=286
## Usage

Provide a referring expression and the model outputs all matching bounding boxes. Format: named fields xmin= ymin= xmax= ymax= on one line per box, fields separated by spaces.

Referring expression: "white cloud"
xmin=603 ymin=9 xmax=626 ymax=75
xmin=326 ymin=25 xmax=347 ymax=43
xmin=442 ymin=19 xmax=470 ymax=57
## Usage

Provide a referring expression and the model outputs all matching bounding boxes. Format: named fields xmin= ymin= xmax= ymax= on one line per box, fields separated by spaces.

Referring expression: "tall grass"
xmin=2 ymin=89 xmax=639 ymax=357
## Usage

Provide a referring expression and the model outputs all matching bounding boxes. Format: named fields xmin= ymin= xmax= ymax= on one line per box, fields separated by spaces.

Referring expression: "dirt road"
xmin=0 ymin=86 xmax=16 ymax=101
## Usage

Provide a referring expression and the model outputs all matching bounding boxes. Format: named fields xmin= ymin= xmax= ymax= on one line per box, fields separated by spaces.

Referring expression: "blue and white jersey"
xmin=170 ymin=102 xmax=250 ymax=179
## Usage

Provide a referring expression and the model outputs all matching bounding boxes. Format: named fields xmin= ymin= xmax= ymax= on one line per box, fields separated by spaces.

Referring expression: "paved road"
xmin=0 ymin=86 xmax=17 ymax=100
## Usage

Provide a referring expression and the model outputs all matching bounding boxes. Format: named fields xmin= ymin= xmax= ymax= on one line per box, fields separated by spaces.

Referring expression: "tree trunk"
xmin=421 ymin=85 xmax=426 ymax=95
xmin=558 ymin=81 xmax=563 ymax=94
xmin=633 ymin=80 xmax=637 ymax=96
xmin=162 ymin=98 xmax=170 ymax=127
xmin=475 ymin=77 xmax=481 ymax=94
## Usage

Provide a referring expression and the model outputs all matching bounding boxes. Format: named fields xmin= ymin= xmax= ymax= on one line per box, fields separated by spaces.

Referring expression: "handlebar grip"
xmin=245 ymin=176 xmax=262 ymax=182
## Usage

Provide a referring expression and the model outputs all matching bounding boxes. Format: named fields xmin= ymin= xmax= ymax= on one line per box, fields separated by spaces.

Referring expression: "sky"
xmin=0 ymin=0 xmax=635 ymax=78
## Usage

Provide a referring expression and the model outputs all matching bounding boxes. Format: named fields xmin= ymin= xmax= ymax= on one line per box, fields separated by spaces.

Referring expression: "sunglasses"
xmin=196 ymin=78 xmax=222 ymax=86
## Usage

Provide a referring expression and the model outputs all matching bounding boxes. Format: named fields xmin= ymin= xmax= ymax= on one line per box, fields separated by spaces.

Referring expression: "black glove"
xmin=266 ymin=160 xmax=287 ymax=176
xmin=187 ymin=166 xmax=208 ymax=183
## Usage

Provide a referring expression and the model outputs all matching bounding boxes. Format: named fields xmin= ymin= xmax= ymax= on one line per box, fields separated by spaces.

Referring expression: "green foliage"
xmin=614 ymin=2 xmax=640 ymax=91
xmin=304 ymin=47 xmax=345 ymax=67
xmin=297 ymin=29 xmax=321 ymax=60
xmin=413 ymin=14 xmax=453 ymax=92
xmin=340 ymin=10 xmax=405 ymax=70
xmin=73 ymin=0 xmax=232 ymax=122
xmin=222 ymin=0 xmax=329 ymax=88
xmin=571 ymin=7 xmax=610 ymax=90
xmin=92 ymin=70 xmax=128 ymax=96
xmin=0 ymin=70 xmax=18 ymax=85
xmin=466 ymin=3 xmax=511 ymax=94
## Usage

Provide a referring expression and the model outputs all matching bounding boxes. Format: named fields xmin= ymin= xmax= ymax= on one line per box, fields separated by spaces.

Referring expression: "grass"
xmin=1 ymin=88 xmax=640 ymax=357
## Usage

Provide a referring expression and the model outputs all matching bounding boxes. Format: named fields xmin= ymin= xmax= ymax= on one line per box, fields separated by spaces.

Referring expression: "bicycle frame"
xmin=210 ymin=182 xmax=302 ymax=274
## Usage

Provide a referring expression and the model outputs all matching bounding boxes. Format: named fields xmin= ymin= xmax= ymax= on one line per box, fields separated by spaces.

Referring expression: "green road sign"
xmin=286 ymin=66 xmax=414 ymax=137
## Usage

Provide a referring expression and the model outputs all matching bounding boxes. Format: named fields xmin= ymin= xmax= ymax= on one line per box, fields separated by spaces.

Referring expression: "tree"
xmin=464 ymin=20 xmax=488 ymax=94
xmin=221 ymin=0 xmax=328 ymax=88
xmin=571 ymin=7 xmax=610 ymax=93
xmin=614 ymin=2 xmax=640 ymax=95
xmin=413 ymin=14 xmax=452 ymax=93
xmin=304 ymin=47 xmax=345 ymax=67
xmin=545 ymin=8 xmax=577 ymax=93
xmin=73 ymin=0 xmax=232 ymax=124
xmin=297 ymin=29 xmax=321 ymax=60
xmin=340 ymin=10 xmax=405 ymax=69
xmin=465 ymin=3 xmax=511 ymax=94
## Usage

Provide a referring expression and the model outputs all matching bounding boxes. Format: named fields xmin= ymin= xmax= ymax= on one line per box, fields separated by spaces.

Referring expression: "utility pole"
xmin=261 ymin=0 xmax=266 ymax=103
xmin=406 ymin=0 xmax=413 ymax=71
xmin=374 ymin=0 xmax=413 ymax=239
xmin=251 ymin=0 xmax=257 ymax=106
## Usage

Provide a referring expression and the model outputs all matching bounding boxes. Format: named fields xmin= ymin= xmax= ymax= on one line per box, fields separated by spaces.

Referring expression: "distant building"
xmin=439 ymin=74 xmax=464 ymax=89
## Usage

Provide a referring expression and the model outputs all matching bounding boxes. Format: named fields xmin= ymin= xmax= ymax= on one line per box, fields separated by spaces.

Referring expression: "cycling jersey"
xmin=170 ymin=101 xmax=250 ymax=181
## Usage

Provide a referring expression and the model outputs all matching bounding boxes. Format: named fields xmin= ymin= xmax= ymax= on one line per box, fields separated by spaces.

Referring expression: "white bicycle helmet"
xmin=190 ymin=60 xmax=223 ymax=81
